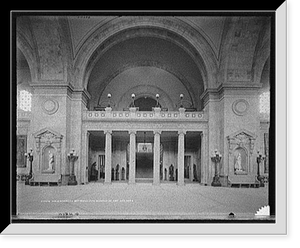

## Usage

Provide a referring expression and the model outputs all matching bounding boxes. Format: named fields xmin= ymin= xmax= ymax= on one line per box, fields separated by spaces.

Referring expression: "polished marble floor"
xmin=15 ymin=181 xmax=269 ymax=220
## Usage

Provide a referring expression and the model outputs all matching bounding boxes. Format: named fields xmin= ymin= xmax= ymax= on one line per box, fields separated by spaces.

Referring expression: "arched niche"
xmin=227 ymin=129 xmax=257 ymax=176
xmin=42 ymin=145 xmax=56 ymax=173
xmin=33 ymin=128 xmax=63 ymax=177
xmin=233 ymin=147 xmax=248 ymax=174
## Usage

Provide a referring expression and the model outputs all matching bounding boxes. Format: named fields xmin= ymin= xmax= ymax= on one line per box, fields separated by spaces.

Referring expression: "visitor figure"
xmin=169 ymin=164 xmax=174 ymax=181
xmin=91 ymin=162 xmax=97 ymax=181
xmin=126 ymin=163 xmax=129 ymax=180
xmin=164 ymin=168 xmax=167 ymax=181
xmin=100 ymin=163 xmax=105 ymax=179
xmin=116 ymin=164 xmax=120 ymax=181
xmin=47 ymin=151 xmax=54 ymax=171
xmin=121 ymin=167 xmax=125 ymax=180
xmin=111 ymin=168 xmax=115 ymax=180
xmin=193 ymin=164 xmax=197 ymax=181
xmin=234 ymin=152 xmax=243 ymax=171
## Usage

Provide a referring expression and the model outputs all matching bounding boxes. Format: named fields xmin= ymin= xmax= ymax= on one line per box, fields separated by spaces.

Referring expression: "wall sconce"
xmin=155 ymin=94 xmax=160 ymax=107
xmin=131 ymin=93 xmax=135 ymax=107
xmin=180 ymin=94 xmax=184 ymax=108
xmin=67 ymin=149 xmax=79 ymax=185
xmin=211 ymin=149 xmax=222 ymax=187
xmin=107 ymin=93 xmax=111 ymax=107
xmin=256 ymin=150 xmax=265 ymax=187
xmin=24 ymin=148 xmax=33 ymax=185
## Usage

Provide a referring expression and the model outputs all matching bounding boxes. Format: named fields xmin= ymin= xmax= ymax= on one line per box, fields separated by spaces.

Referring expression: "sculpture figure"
xmin=121 ymin=167 xmax=125 ymax=180
xmin=164 ymin=168 xmax=167 ymax=181
xmin=193 ymin=164 xmax=197 ymax=181
xmin=169 ymin=164 xmax=174 ymax=181
xmin=47 ymin=151 xmax=54 ymax=171
xmin=234 ymin=152 xmax=243 ymax=171
xmin=111 ymin=168 xmax=115 ymax=180
xmin=115 ymin=164 xmax=120 ymax=180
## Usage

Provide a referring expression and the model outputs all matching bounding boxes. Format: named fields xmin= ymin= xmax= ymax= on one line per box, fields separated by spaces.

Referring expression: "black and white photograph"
xmin=5 ymin=5 xmax=289 ymax=236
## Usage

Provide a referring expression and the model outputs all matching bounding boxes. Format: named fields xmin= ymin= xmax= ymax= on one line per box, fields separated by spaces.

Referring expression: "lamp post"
xmin=179 ymin=94 xmax=184 ymax=108
xmin=155 ymin=94 xmax=160 ymax=107
xmin=131 ymin=93 xmax=135 ymax=107
xmin=256 ymin=151 xmax=265 ymax=187
xmin=211 ymin=149 xmax=222 ymax=187
xmin=68 ymin=149 xmax=79 ymax=185
xmin=107 ymin=93 xmax=111 ymax=107
xmin=24 ymin=148 xmax=33 ymax=185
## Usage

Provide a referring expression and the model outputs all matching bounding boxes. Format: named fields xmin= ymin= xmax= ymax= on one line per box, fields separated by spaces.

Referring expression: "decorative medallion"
xmin=232 ymin=99 xmax=249 ymax=116
xmin=43 ymin=99 xmax=59 ymax=115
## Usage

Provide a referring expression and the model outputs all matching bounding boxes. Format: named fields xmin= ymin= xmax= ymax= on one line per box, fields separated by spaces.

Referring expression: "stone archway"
xmin=73 ymin=16 xmax=218 ymax=91
xmin=17 ymin=33 xmax=39 ymax=83
xmin=95 ymin=60 xmax=198 ymax=110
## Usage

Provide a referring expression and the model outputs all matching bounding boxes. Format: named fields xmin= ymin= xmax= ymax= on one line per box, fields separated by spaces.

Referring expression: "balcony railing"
xmin=83 ymin=108 xmax=206 ymax=122
xmin=17 ymin=110 xmax=32 ymax=120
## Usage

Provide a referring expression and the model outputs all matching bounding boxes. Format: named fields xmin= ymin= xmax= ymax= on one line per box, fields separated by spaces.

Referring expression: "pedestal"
xmin=68 ymin=175 xmax=77 ymax=185
xmin=211 ymin=176 xmax=222 ymax=187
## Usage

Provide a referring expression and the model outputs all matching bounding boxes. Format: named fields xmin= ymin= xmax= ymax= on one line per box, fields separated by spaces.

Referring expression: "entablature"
xmin=83 ymin=109 xmax=207 ymax=123
xmin=82 ymin=110 xmax=208 ymax=132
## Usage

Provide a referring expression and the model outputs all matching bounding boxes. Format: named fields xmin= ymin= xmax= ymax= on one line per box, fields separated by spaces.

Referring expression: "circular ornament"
xmin=232 ymin=99 xmax=249 ymax=116
xmin=43 ymin=99 xmax=59 ymax=115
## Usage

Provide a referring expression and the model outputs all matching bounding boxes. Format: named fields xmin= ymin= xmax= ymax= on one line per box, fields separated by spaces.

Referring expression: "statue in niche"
xmin=45 ymin=150 xmax=55 ymax=173
xmin=234 ymin=152 xmax=243 ymax=172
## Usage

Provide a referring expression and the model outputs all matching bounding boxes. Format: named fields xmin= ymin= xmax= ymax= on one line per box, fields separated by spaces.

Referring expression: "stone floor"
xmin=15 ymin=181 xmax=269 ymax=220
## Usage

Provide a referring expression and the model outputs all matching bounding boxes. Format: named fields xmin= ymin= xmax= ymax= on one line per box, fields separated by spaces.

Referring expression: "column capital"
xmin=153 ymin=130 xmax=162 ymax=135
xmin=104 ymin=130 xmax=112 ymax=135
xmin=128 ymin=130 xmax=137 ymax=135
xmin=178 ymin=130 xmax=186 ymax=135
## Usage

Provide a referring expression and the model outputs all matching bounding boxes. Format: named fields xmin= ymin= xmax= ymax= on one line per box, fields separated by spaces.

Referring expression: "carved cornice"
xmin=33 ymin=128 xmax=63 ymax=153
xmin=201 ymin=84 xmax=261 ymax=106
xmin=227 ymin=129 xmax=256 ymax=155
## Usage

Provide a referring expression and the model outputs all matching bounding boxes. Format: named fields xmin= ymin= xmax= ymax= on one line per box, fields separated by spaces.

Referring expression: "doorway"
xmin=134 ymin=96 xmax=161 ymax=111
xmin=136 ymin=153 xmax=153 ymax=179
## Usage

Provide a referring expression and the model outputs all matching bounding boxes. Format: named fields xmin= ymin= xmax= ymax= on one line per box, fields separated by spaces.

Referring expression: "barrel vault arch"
xmin=73 ymin=16 xmax=219 ymax=92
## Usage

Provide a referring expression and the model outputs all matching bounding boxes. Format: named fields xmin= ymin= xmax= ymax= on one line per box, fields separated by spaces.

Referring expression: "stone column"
xmin=202 ymin=129 xmax=209 ymax=185
xmin=177 ymin=130 xmax=186 ymax=186
xmin=153 ymin=130 xmax=162 ymax=185
xmin=128 ymin=130 xmax=136 ymax=184
xmin=104 ymin=130 xmax=112 ymax=184
xmin=82 ymin=131 xmax=90 ymax=184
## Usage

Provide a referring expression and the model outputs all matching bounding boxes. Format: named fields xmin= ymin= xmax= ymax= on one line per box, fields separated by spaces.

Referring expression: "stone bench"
xmin=228 ymin=175 xmax=260 ymax=188
xmin=30 ymin=174 xmax=61 ymax=186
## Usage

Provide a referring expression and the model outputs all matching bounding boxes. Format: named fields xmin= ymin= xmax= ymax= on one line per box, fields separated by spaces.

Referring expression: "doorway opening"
xmin=134 ymin=96 xmax=161 ymax=111
xmin=136 ymin=153 xmax=153 ymax=181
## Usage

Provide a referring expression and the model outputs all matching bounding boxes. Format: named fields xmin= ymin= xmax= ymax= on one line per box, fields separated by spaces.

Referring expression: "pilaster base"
xmin=211 ymin=176 xmax=222 ymax=187
xmin=68 ymin=175 xmax=77 ymax=185
xmin=257 ymin=176 xmax=265 ymax=187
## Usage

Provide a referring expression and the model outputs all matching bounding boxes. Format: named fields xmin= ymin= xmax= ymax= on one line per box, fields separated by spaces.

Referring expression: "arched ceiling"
xmin=67 ymin=16 xmax=226 ymax=59
xmin=87 ymin=36 xmax=204 ymax=110
xmin=15 ymin=15 xmax=271 ymax=108
xmin=17 ymin=48 xmax=32 ymax=87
